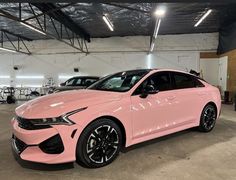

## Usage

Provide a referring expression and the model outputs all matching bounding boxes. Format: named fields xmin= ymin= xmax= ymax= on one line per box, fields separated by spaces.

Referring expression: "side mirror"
xmin=140 ymin=84 xmax=158 ymax=98
xmin=60 ymin=82 xmax=66 ymax=86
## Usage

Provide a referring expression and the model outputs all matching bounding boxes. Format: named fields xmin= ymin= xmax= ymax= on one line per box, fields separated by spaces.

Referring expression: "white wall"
xmin=0 ymin=33 xmax=218 ymax=87
xmin=218 ymin=56 xmax=228 ymax=92
xmin=200 ymin=56 xmax=228 ymax=92
xmin=200 ymin=58 xmax=219 ymax=86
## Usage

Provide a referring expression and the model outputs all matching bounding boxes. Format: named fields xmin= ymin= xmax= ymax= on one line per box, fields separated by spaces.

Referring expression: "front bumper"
xmin=11 ymin=118 xmax=81 ymax=164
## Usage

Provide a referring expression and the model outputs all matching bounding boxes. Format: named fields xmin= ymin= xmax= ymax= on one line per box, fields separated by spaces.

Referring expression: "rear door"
xmin=169 ymin=72 xmax=204 ymax=126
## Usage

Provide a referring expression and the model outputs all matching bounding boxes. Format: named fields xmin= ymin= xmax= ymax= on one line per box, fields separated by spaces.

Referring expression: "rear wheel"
xmin=76 ymin=119 xmax=122 ymax=168
xmin=198 ymin=104 xmax=217 ymax=132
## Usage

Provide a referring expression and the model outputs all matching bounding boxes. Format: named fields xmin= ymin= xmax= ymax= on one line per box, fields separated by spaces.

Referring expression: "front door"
xmin=130 ymin=72 xmax=175 ymax=140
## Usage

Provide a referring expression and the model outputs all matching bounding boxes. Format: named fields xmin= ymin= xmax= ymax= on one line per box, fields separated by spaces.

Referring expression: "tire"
xmin=198 ymin=104 xmax=217 ymax=132
xmin=76 ymin=118 xmax=122 ymax=168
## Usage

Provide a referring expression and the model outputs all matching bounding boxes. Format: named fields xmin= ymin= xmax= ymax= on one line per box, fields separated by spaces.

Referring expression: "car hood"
xmin=16 ymin=89 xmax=123 ymax=119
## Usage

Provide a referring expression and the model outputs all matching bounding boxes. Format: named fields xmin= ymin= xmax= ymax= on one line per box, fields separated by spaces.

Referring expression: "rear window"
xmin=193 ymin=78 xmax=205 ymax=87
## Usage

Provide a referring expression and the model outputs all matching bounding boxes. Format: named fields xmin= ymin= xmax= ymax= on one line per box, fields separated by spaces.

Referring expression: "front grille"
xmin=16 ymin=116 xmax=51 ymax=130
xmin=12 ymin=135 xmax=27 ymax=154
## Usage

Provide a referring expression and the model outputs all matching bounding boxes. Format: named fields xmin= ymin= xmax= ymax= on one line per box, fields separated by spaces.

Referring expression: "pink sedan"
xmin=11 ymin=69 xmax=221 ymax=168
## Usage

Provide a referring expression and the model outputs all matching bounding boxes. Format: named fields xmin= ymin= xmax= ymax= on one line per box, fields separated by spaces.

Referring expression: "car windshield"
xmin=88 ymin=70 xmax=150 ymax=92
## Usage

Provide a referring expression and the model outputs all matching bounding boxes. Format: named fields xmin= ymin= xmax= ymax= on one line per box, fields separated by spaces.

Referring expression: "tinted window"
xmin=84 ymin=78 xmax=98 ymax=86
xmin=193 ymin=78 xmax=205 ymax=87
xmin=151 ymin=72 xmax=171 ymax=91
xmin=133 ymin=72 xmax=171 ymax=95
xmin=74 ymin=78 xmax=82 ymax=86
xmin=172 ymin=73 xmax=195 ymax=89
xmin=65 ymin=78 xmax=75 ymax=86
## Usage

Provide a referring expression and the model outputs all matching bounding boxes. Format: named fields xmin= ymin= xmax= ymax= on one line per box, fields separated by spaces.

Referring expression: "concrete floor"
xmin=0 ymin=103 xmax=236 ymax=180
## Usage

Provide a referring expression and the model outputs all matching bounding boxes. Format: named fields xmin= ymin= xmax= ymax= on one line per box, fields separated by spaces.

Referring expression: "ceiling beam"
xmin=0 ymin=29 xmax=33 ymax=41
xmin=0 ymin=30 xmax=31 ymax=55
xmin=0 ymin=4 xmax=89 ymax=53
xmin=4 ymin=0 xmax=233 ymax=2
xmin=31 ymin=3 xmax=90 ymax=42
xmin=22 ymin=3 xmax=76 ymax=22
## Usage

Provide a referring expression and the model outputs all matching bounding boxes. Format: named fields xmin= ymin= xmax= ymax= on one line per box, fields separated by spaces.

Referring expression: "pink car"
xmin=11 ymin=69 xmax=221 ymax=168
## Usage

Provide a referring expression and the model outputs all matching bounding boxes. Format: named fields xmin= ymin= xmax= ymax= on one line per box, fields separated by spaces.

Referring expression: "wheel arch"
xmin=205 ymin=101 xmax=218 ymax=115
xmin=78 ymin=115 xmax=127 ymax=149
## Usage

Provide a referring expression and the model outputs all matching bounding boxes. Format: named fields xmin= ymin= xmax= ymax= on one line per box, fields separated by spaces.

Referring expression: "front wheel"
xmin=76 ymin=119 xmax=122 ymax=168
xmin=198 ymin=104 xmax=217 ymax=132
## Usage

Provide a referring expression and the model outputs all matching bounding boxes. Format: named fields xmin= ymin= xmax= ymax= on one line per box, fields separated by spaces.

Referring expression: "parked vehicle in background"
xmin=50 ymin=76 xmax=100 ymax=93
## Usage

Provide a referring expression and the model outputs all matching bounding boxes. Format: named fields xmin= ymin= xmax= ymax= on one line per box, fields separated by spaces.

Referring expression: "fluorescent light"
xmin=0 ymin=84 xmax=10 ymax=87
xmin=102 ymin=15 xmax=114 ymax=31
xmin=58 ymin=75 xmax=74 ymax=79
xmin=0 ymin=47 xmax=16 ymax=53
xmin=20 ymin=22 xmax=46 ymax=35
xmin=16 ymin=84 xmax=42 ymax=88
xmin=154 ymin=8 xmax=166 ymax=18
xmin=147 ymin=54 xmax=152 ymax=69
xmin=154 ymin=19 xmax=161 ymax=38
xmin=0 ymin=75 xmax=10 ymax=78
xmin=150 ymin=42 xmax=155 ymax=52
xmin=194 ymin=9 xmax=212 ymax=27
xmin=16 ymin=75 xmax=44 ymax=79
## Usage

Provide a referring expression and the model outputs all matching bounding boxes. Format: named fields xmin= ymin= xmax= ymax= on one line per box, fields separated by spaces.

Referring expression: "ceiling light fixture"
xmin=154 ymin=19 xmax=161 ymax=39
xmin=102 ymin=15 xmax=114 ymax=31
xmin=194 ymin=9 xmax=212 ymax=27
xmin=0 ymin=47 xmax=16 ymax=53
xmin=20 ymin=22 xmax=46 ymax=35
xmin=58 ymin=75 xmax=74 ymax=79
xmin=16 ymin=84 xmax=42 ymax=88
xmin=154 ymin=7 xmax=166 ymax=18
xmin=16 ymin=75 xmax=44 ymax=79
xmin=150 ymin=42 xmax=155 ymax=52
xmin=0 ymin=84 xmax=10 ymax=87
xmin=0 ymin=75 xmax=10 ymax=79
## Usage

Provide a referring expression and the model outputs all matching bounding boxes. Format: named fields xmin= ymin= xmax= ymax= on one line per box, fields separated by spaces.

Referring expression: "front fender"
xmin=68 ymin=97 xmax=133 ymax=147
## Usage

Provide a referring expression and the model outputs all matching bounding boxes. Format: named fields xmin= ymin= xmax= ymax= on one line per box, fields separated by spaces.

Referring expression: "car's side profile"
xmin=11 ymin=69 xmax=221 ymax=168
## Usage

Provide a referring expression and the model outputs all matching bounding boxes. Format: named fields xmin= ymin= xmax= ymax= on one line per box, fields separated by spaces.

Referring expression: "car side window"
xmin=65 ymin=79 xmax=75 ymax=86
xmin=172 ymin=72 xmax=195 ymax=89
xmin=194 ymin=78 xmax=205 ymax=87
xmin=84 ymin=78 xmax=97 ymax=86
xmin=151 ymin=72 xmax=172 ymax=91
xmin=74 ymin=78 xmax=82 ymax=86
xmin=132 ymin=72 xmax=171 ymax=95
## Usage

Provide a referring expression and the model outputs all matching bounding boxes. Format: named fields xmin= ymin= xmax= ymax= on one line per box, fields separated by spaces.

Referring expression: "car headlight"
xmin=29 ymin=107 xmax=87 ymax=126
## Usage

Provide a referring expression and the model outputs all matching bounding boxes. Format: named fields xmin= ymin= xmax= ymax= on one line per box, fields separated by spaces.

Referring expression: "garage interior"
xmin=0 ymin=1 xmax=236 ymax=180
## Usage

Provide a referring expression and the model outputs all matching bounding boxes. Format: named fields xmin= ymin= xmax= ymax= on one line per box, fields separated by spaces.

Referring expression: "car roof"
xmin=150 ymin=68 xmax=205 ymax=81
xmin=116 ymin=68 xmax=193 ymax=75
xmin=117 ymin=68 xmax=204 ymax=81
xmin=70 ymin=76 xmax=100 ymax=79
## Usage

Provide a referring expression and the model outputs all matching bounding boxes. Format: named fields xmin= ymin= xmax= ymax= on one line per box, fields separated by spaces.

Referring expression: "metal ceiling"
xmin=0 ymin=2 xmax=236 ymax=51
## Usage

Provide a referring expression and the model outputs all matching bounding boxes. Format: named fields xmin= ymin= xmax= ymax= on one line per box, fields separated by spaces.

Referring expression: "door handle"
xmin=167 ymin=96 xmax=176 ymax=100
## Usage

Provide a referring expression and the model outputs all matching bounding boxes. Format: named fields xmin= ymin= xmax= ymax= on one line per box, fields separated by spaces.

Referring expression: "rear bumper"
xmin=11 ymin=118 xmax=82 ymax=164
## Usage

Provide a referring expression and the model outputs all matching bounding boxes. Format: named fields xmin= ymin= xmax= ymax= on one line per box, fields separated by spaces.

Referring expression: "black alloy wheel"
xmin=199 ymin=104 xmax=217 ymax=132
xmin=76 ymin=119 xmax=122 ymax=168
